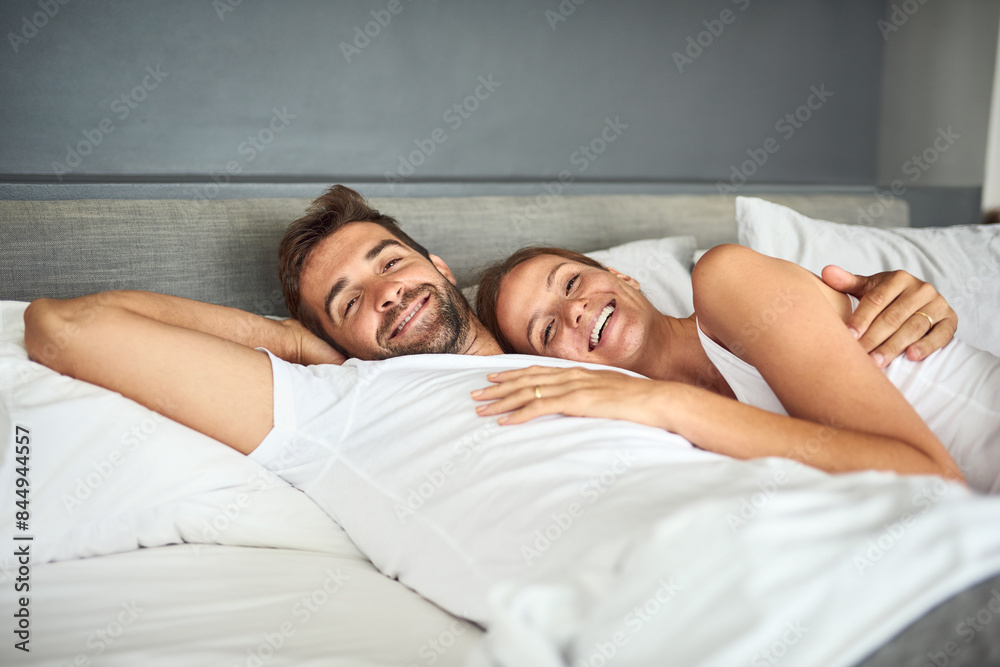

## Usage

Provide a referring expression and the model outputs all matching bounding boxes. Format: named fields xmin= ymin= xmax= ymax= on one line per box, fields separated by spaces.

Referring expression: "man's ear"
xmin=430 ymin=254 xmax=458 ymax=285
xmin=607 ymin=267 xmax=641 ymax=289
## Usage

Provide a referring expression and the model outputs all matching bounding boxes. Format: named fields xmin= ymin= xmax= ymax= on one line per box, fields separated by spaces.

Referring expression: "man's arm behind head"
xmin=23 ymin=291 xmax=283 ymax=456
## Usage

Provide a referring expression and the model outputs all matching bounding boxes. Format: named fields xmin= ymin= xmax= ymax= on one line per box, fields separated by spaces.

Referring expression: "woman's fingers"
xmin=485 ymin=365 xmax=571 ymax=383
xmin=903 ymin=310 xmax=959 ymax=362
xmin=475 ymin=381 xmax=581 ymax=416
xmin=474 ymin=366 xmax=596 ymax=399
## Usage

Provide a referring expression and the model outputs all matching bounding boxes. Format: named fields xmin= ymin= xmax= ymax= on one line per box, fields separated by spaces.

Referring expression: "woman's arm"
xmin=692 ymin=244 xmax=963 ymax=482
xmin=472 ymin=366 xmax=962 ymax=480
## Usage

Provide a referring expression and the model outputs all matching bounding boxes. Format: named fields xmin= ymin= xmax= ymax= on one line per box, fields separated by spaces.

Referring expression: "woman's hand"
xmin=278 ymin=318 xmax=347 ymax=366
xmin=472 ymin=365 xmax=677 ymax=428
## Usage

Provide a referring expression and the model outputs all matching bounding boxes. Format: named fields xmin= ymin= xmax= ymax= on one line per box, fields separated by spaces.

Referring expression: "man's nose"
xmin=374 ymin=279 xmax=404 ymax=312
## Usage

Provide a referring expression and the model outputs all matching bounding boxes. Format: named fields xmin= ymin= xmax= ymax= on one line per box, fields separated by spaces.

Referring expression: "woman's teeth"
xmin=590 ymin=304 xmax=615 ymax=349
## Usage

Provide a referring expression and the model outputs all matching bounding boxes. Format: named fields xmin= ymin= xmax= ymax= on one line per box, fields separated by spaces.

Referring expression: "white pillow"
xmin=736 ymin=196 xmax=1000 ymax=356
xmin=0 ymin=301 xmax=357 ymax=568
xmin=586 ymin=236 xmax=696 ymax=317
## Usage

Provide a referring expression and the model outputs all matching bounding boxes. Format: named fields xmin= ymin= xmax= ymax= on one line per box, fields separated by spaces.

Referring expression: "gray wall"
xmin=877 ymin=0 xmax=1000 ymax=226
xmin=1 ymin=1 xmax=883 ymax=183
xmin=0 ymin=0 xmax=993 ymax=225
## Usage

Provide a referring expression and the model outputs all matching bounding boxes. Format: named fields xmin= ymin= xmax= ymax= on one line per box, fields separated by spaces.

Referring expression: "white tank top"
xmin=696 ymin=296 xmax=1000 ymax=494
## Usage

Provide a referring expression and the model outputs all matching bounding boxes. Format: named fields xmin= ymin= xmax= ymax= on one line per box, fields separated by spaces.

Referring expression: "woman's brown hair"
xmin=476 ymin=247 xmax=605 ymax=352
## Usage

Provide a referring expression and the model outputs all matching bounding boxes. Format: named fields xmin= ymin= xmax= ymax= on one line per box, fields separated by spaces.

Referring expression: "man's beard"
xmin=373 ymin=281 xmax=473 ymax=359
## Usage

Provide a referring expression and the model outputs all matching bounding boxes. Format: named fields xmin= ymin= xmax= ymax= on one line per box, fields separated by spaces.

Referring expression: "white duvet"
xmin=468 ymin=463 xmax=1000 ymax=667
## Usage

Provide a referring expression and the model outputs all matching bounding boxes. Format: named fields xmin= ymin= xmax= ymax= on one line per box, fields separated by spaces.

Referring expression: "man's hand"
xmin=278 ymin=319 xmax=347 ymax=366
xmin=821 ymin=266 xmax=958 ymax=367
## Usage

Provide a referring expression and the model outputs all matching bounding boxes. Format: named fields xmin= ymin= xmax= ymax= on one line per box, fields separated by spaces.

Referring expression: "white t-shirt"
xmin=249 ymin=351 xmax=1000 ymax=667
xmin=249 ymin=351 xmax=718 ymax=621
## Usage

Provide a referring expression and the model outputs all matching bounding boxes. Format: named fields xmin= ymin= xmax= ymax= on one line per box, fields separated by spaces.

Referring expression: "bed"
xmin=2 ymin=190 xmax=999 ymax=666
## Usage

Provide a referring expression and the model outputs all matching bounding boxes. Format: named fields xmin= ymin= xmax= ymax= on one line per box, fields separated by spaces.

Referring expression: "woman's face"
xmin=495 ymin=254 xmax=659 ymax=369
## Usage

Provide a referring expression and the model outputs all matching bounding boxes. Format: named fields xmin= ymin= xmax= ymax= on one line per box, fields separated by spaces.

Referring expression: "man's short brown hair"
xmin=278 ymin=185 xmax=430 ymax=350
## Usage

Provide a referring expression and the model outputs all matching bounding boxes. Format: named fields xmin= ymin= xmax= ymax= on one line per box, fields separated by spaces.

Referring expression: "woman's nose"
xmin=563 ymin=298 xmax=586 ymax=327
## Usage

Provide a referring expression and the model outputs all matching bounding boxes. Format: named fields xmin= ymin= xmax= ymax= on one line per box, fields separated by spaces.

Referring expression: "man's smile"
xmin=389 ymin=293 xmax=431 ymax=340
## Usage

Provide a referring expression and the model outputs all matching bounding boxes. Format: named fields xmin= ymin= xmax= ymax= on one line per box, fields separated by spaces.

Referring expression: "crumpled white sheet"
xmin=467 ymin=463 xmax=1000 ymax=667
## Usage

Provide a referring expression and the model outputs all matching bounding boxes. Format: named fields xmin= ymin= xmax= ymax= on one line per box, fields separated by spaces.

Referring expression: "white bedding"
xmin=0 ymin=544 xmax=482 ymax=666
xmin=467 ymin=466 xmax=1000 ymax=667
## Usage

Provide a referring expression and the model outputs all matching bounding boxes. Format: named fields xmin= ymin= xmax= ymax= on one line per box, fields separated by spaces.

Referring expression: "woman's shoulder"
xmin=692 ymin=244 xmax=852 ymax=334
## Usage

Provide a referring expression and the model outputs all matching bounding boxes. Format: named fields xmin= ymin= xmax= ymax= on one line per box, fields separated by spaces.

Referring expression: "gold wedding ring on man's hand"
xmin=534 ymin=386 xmax=542 ymax=400
xmin=915 ymin=311 xmax=934 ymax=328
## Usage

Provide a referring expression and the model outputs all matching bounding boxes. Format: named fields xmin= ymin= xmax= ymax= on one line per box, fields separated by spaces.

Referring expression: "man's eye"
xmin=543 ymin=322 xmax=553 ymax=346
xmin=344 ymin=297 xmax=357 ymax=315
xmin=566 ymin=274 xmax=579 ymax=295
xmin=384 ymin=258 xmax=399 ymax=271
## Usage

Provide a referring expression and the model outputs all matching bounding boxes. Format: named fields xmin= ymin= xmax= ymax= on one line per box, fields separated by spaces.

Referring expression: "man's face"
xmin=298 ymin=222 xmax=473 ymax=360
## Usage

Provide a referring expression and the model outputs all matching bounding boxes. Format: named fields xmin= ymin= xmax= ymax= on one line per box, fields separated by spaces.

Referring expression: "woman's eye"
xmin=543 ymin=322 xmax=553 ymax=346
xmin=345 ymin=297 xmax=357 ymax=315
xmin=565 ymin=274 xmax=579 ymax=295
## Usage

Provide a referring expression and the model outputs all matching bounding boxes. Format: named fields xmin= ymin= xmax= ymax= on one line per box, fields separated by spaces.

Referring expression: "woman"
xmin=472 ymin=244 xmax=1000 ymax=493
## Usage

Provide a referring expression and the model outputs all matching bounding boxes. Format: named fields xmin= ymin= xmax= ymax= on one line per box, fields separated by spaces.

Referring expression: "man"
xmin=22 ymin=185 xmax=996 ymax=665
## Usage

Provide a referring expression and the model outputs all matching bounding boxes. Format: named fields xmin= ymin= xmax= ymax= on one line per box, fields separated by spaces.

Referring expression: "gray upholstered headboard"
xmin=0 ymin=193 xmax=908 ymax=316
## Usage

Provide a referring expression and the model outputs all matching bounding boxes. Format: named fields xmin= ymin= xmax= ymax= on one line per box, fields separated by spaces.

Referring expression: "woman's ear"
xmin=607 ymin=267 xmax=640 ymax=289
xmin=430 ymin=254 xmax=458 ymax=285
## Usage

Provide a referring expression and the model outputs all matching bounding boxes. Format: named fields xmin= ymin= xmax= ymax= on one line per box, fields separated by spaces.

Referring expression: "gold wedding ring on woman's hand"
xmin=534 ymin=386 xmax=542 ymax=399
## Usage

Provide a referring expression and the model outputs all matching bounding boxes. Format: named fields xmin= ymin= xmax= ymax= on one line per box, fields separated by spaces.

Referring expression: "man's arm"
xmin=822 ymin=266 xmax=959 ymax=366
xmin=23 ymin=291 xmax=343 ymax=455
